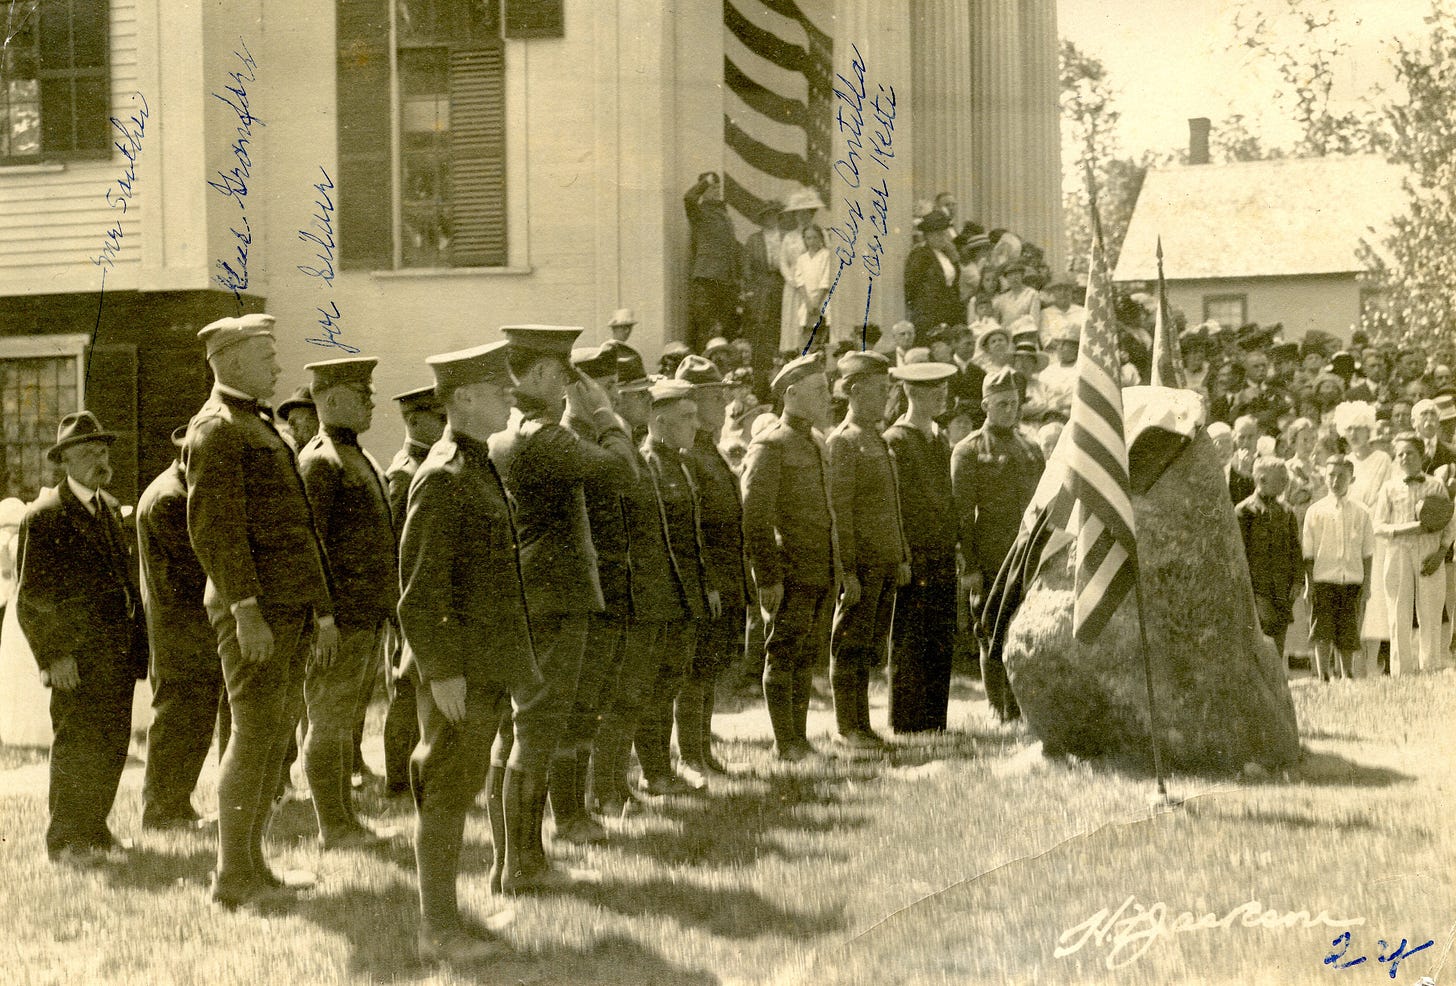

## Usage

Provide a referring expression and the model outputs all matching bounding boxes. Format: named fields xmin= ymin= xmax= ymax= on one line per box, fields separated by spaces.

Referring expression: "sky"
xmin=1056 ymin=0 xmax=1430 ymax=159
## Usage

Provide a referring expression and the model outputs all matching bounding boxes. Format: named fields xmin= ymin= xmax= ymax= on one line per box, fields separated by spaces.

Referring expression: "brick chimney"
xmin=1189 ymin=117 xmax=1211 ymax=165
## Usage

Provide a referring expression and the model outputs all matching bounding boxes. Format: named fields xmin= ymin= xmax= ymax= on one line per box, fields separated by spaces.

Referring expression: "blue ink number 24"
xmin=1324 ymin=931 xmax=1434 ymax=979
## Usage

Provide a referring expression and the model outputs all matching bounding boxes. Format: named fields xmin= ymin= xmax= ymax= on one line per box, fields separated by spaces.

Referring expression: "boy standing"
xmin=1236 ymin=457 xmax=1304 ymax=662
xmin=1301 ymin=455 xmax=1375 ymax=680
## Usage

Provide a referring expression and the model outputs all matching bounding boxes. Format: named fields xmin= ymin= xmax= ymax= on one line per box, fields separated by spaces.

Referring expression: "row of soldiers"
xmin=15 ymin=310 xmax=1045 ymax=966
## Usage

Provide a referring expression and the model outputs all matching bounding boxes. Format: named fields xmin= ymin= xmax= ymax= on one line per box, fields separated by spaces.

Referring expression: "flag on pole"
xmin=1065 ymin=214 xmax=1139 ymax=644
xmin=1150 ymin=236 xmax=1184 ymax=388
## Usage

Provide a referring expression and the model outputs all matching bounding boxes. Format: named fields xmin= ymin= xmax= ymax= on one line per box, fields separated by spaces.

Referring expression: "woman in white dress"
xmin=777 ymin=186 xmax=824 ymax=353
xmin=791 ymin=224 xmax=833 ymax=351
xmin=1336 ymin=402 xmax=1394 ymax=674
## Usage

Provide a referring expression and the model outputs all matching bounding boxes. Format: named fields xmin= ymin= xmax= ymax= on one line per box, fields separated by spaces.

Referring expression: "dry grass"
xmin=0 ymin=673 xmax=1451 ymax=985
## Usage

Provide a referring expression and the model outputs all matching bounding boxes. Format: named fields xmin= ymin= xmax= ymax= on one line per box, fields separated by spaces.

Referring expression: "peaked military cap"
xmin=199 ymin=312 xmax=275 ymax=359
xmin=502 ymin=325 xmax=583 ymax=355
xmin=837 ymin=349 xmax=892 ymax=380
xmin=427 ymin=340 xmax=513 ymax=392
xmin=305 ymin=357 xmax=378 ymax=392
xmin=392 ymin=385 xmax=441 ymax=412
xmin=889 ymin=362 xmax=957 ymax=384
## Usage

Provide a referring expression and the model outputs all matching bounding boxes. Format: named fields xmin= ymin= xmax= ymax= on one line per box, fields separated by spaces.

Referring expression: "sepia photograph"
xmin=0 ymin=0 xmax=1451 ymax=982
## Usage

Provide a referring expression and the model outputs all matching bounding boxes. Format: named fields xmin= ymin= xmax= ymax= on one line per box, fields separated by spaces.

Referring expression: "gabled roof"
xmin=1113 ymin=154 xmax=1406 ymax=282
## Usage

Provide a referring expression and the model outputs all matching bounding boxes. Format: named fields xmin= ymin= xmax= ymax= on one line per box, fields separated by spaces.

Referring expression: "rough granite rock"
xmin=1003 ymin=431 xmax=1301 ymax=773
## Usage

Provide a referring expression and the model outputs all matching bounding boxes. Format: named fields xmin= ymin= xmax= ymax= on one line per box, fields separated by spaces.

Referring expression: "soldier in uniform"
xmin=554 ymin=345 xmax=630 ymax=841
xmin=381 ymin=385 xmax=446 ymax=797
xmin=884 ymin=361 xmax=960 ymax=733
xmin=741 ymin=351 xmax=841 ymax=760
xmin=297 ymin=357 xmax=399 ymax=848
xmin=17 ymin=412 xmax=148 ymax=861
xmin=951 ymin=366 xmax=1045 ymax=721
xmin=636 ymin=379 xmax=713 ymax=792
xmin=398 ymin=341 xmax=533 ymax=965
xmin=185 ymin=314 xmax=337 ymax=907
xmin=675 ymin=355 xmax=749 ymax=775
xmin=825 ymin=350 xmax=909 ymax=749
xmin=489 ymin=325 xmax=637 ymax=892
xmin=138 ymin=426 xmax=221 ymax=830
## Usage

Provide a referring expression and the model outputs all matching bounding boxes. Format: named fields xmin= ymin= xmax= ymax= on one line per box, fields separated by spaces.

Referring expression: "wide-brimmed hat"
xmin=608 ymin=307 xmax=637 ymax=329
xmin=46 ymin=411 xmax=115 ymax=462
xmin=783 ymin=187 xmax=825 ymax=213
xmin=973 ymin=319 xmax=1010 ymax=353
xmin=1013 ymin=340 xmax=1050 ymax=373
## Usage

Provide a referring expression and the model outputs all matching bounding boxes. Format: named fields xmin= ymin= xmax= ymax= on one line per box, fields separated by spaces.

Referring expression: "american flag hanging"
xmin=1066 ymin=219 xmax=1139 ymax=644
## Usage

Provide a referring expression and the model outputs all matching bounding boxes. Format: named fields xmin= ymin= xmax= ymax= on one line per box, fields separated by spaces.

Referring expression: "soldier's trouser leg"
xmin=554 ymin=612 xmax=627 ymax=828
xmin=213 ymin=605 xmax=309 ymax=889
xmin=831 ymin=565 xmax=897 ymax=736
xmin=46 ymin=662 xmax=132 ymax=857
xmin=923 ymin=571 xmax=958 ymax=729
xmin=411 ymin=678 xmax=506 ymax=931
xmin=889 ymin=555 xmax=956 ymax=732
xmin=303 ymin=622 xmax=382 ymax=841
xmin=763 ymin=581 xmax=829 ymax=749
xmin=510 ymin=614 xmax=587 ymax=866
xmin=635 ymin=620 xmax=696 ymax=782
xmin=350 ymin=641 xmax=378 ymax=778
xmin=383 ymin=664 xmax=418 ymax=792
xmin=143 ymin=645 xmax=224 ymax=826
xmin=594 ymin=621 xmax=662 ymax=806
xmin=680 ymin=607 xmax=744 ymax=768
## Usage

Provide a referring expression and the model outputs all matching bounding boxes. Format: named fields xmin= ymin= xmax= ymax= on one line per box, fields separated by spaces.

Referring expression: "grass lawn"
xmin=0 ymin=672 xmax=1451 ymax=985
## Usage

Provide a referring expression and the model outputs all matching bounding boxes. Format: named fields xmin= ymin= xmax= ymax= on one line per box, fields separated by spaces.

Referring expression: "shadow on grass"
xmin=566 ymin=875 xmax=846 ymax=939
xmin=1081 ymin=746 xmax=1413 ymax=788
xmin=611 ymin=773 xmax=865 ymax=868
xmin=90 ymin=842 xmax=217 ymax=893
xmin=1181 ymin=800 xmax=1386 ymax=833
xmin=295 ymin=880 xmax=720 ymax=984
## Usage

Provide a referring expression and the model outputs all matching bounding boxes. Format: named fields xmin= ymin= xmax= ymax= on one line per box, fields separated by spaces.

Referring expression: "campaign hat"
xmin=675 ymin=354 xmax=729 ymax=387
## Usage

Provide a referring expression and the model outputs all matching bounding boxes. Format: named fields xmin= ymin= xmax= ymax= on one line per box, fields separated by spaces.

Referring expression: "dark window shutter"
xmin=86 ymin=343 xmax=138 ymax=504
xmin=448 ymin=45 xmax=507 ymax=268
xmin=503 ymin=0 xmax=564 ymax=39
xmin=337 ymin=0 xmax=393 ymax=270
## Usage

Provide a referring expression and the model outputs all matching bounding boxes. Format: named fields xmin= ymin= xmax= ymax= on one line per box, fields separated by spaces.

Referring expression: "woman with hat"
xmin=789 ymin=224 xmax=833 ymax=351
xmin=1333 ymin=400 xmax=1394 ymax=672
xmin=990 ymin=261 xmax=1039 ymax=327
xmin=970 ymin=318 xmax=1012 ymax=375
xmin=777 ymin=186 xmax=825 ymax=351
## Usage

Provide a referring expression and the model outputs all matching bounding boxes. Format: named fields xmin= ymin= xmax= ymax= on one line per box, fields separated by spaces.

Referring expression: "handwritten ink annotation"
xmin=298 ymin=166 xmax=357 ymax=354
xmin=89 ymin=91 xmax=151 ymax=281
xmin=208 ymin=39 xmax=263 ymax=308
xmin=1324 ymin=930 xmax=1434 ymax=979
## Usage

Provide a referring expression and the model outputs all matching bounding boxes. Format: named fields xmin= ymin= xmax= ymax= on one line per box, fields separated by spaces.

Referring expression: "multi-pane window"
xmin=1203 ymin=294 xmax=1247 ymax=330
xmin=1 ymin=0 xmax=110 ymax=163
xmin=0 ymin=353 xmax=81 ymax=500
xmin=338 ymin=0 xmax=507 ymax=270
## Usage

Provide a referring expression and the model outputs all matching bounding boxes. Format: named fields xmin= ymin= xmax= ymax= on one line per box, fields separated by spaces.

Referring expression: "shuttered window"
xmin=1 ymin=0 xmax=111 ymax=163
xmin=337 ymin=0 xmax=506 ymax=271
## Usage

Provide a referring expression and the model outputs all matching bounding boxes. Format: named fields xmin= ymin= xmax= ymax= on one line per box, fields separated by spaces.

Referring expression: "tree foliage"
xmin=1357 ymin=0 xmax=1456 ymax=349
xmin=1059 ymin=41 xmax=1144 ymax=275
xmin=1230 ymin=0 xmax=1388 ymax=157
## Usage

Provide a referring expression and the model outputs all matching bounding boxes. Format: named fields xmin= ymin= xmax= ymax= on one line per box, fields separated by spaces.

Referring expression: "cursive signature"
xmin=298 ymin=166 xmax=359 ymax=353
xmin=808 ymin=43 xmax=896 ymax=353
xmin=1055 ymin=895 xmax=1365 ymax=970
xmin=90 ymin=91 xmax=150 ymax=273
xmin=209 ymin=38 xmax=263 ymax=308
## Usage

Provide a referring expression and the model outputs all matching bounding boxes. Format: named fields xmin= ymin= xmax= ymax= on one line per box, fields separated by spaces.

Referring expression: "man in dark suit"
xmin=489 ymin=324 xmax=638 ymax=893
xmin=17 ymin=411 xmax=148 ymax=862
xmin=1413 ymin=398 xmax=1456 ymax=472
xmin=741 ymin=351 xmax=842 ymax=760
xmin=381 ymin=385 xmax=445 ymax=797
xmin=685 ymin=172 xmax=742 ymax=349
xmin=298 ymin=357 xmax=399 ymax=849
xmin=399 ymin=341 xmax=537 ymax=965
xmin=138 ymin=426 xmax=220 ymax=831
xmin=186 ymin=313 xmax=338 ymax=908
xmin=903 ymin=212 xmax=962 ymax=343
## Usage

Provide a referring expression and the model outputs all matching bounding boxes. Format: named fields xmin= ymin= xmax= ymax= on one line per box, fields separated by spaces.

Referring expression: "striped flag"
xmin=1150 ymin=236 xmax=1184 ymax=388
xmin=722 ymin=0 xmax=834 ymax=227
xmin=1065 ymin=218 xmax=1139 ymax=644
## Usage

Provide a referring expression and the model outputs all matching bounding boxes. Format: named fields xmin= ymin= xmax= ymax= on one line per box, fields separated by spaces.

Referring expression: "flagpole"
xmin=1083 ymin=163 xmax=1174 ymax=807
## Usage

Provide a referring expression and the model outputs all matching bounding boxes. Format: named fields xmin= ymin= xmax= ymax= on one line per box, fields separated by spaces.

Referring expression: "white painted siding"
xmin=0 ymin=0 xmax=144 ymax=291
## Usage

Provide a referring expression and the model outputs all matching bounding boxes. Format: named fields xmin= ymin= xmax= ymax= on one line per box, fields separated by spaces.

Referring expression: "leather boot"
xmin=830 ymin=652 xmax=859 ymax=738
xmin=855 ymin=666 xmax=885 ymax=745
xmin=791 ymin=664 xmax=815 ymax=749
xmin=700 ymin=683 xmax=727 ymax=773
xmin=763 ymin=670 xmax=798 ymax=758
xmin=484 ymin=764 xmax=506 ymax=894
xmin=501 ymin=769 xmax=574 ymax=895
xmin=415 ymin=805 xmax=465 ymax=931
xmin=546 ymin=754 xmax=580 ymax=835
xmin=587 ymin=716 xmax=627 ymax=816
xmin=674 ymin=680 xmax=706 ymax=771
xmin=634 ymin=707 xmax=673 ymax=788
xmin=561 ymin=749 xmax=606 ymax=843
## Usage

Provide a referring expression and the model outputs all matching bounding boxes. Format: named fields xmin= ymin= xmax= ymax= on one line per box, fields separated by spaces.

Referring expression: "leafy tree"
xmin=1060 ymin=41 xmax=1143 ymax=274
xmin=1230 ymin=0 xmax=1387 ymax=157
xmin=1357 ymin=0 xmax=1456 ymax=349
